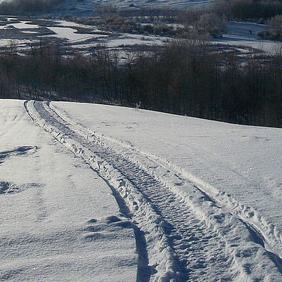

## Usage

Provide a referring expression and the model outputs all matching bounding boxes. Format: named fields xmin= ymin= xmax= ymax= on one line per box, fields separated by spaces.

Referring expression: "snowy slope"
xmin=0 ymin=100 xmax=137 ymax=281
xmin=214 ymin=21 xmax=282 ymax=54
xmin=56 ymin=0 xmax=211 ymax=13
xmin=1 ymin=99 xmax=282 ymax=281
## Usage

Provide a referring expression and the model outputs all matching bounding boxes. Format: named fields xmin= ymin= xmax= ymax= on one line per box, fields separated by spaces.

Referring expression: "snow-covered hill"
xmin=0 ymin=99 xmax=281 ymax=281
xmin=55 ymin=0 xmax=211 ymax=14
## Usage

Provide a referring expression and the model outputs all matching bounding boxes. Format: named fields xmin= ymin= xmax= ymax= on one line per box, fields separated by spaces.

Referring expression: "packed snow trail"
xmin=25 ymin=100 xmax=282 ymax=281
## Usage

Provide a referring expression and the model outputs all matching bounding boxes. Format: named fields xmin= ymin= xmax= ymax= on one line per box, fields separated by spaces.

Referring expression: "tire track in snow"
xmin=25 ymin=100 xmax=176 ymax=281
xmin=49 ymin=102 xmax=282 ymax=265
xmin=29 ymin=101 xmax=230 ymax=280
xmin=83 ymin=141 xmax=234 ymax=280
xmin=25 ymin=100 xmax=282 ymax=281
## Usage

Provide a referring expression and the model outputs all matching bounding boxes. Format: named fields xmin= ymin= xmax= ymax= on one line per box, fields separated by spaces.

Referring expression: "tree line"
xmin=222 ymin=0 xmax=282 ymax=21
xmin=0 ymin=40 xmax=281 ymax=127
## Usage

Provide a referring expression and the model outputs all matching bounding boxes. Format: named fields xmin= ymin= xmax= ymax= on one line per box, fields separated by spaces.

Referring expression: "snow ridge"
xmin=25 ymin=100 xmax=282 ymax=281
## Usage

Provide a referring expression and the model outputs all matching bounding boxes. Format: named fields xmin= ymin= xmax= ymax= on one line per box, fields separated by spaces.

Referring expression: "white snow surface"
xmin=0 ymin=16 xmax=280 ymax=55
xmin=0 ymin=100 xmax=137 ymax=281
xmin=1 ymin=99 xmax=282 ymax=281
xmin=56 ymin=0 xmax=211 ymax=12
xmin=214 ymin=21 xmax=282 ymax=54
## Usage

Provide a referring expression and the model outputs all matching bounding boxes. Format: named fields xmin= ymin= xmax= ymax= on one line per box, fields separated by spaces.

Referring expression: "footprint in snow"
xmin=0 ymin=146 xmax=38 ymax=164
xmin=82 ymin=216 xmax=133 ymax=241
xmin=0 ymin=181 xmax=42 ymax=195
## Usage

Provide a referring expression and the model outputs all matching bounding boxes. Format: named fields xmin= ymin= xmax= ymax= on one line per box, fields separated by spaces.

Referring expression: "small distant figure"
xmin=249 ymin=30 xmax=253 ymax=35
xmin=135 ymin=101 xmax=141 ymax=111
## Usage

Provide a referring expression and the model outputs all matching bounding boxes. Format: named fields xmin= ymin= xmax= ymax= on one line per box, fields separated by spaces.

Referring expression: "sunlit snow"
xmin=0 ymin=99 xmax=281 ymax=281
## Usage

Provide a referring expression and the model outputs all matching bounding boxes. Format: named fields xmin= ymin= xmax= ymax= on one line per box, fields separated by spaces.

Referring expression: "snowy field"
xmin=215 ymin=21 xmax=282 ymax=54
xmin=1 ymin=99 xmax=281 ymax=281
xmin=0 ymin=16 xmax=280 ymax=55
xmin=55 ymin=0 xmax=212 ymax=13
xmin=0 ymin=17 xmax=169 ymax=54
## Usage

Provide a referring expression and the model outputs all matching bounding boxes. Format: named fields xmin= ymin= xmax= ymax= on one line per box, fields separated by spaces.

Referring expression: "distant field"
xmin=55 ymin=0 xmax=212 ymax=12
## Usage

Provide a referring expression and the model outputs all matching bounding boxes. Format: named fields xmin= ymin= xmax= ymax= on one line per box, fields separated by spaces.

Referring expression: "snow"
xmin=0 ymin=15 xmax=280 ymax=55
xmin=43 ymin=26 xmax=106 ymax=42
xmin=1 ymin=99 xmax=281 ymax=281
xmin=105 ymin=33 xmax=168 ymax=48
xmin=0 ymin=17 xmax=170 ymax=53
xmin=53 ymin=102 xmax=282 ymax=247
xmin=213 ymin=21 xmax=282 ymax=54
xmin=0 ymin=39 xmax=32 ymax=48
xmin=0 ymin=100 xmax=137 ymax=281
xmin=55 ymin=0 xmax=211 ymax=13
xmin=6 ymin=21 xmax=39 ymax=30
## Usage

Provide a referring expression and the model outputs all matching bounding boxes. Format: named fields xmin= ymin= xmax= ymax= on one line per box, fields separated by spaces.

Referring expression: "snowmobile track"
xmin=25 ymin=100 xmax=282 ymax=281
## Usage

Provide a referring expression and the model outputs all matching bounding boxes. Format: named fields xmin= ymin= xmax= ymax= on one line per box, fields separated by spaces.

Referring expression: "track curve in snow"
xmin=25 ymin=100 xmax=282 ymax=281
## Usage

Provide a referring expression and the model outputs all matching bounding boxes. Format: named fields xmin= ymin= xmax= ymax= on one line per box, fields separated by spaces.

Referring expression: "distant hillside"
xmin=0 ymin=0 xmax=212 ymax=16
xmin=0 ymin=0 xmax=65 ymax=14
